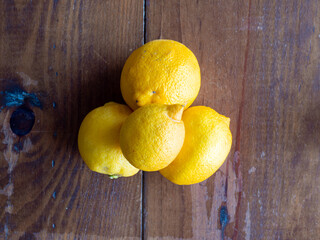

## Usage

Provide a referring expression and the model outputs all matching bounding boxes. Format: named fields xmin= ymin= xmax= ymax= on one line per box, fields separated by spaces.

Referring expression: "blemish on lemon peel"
xmin=0 ymin=86 xmax=42 ymax=112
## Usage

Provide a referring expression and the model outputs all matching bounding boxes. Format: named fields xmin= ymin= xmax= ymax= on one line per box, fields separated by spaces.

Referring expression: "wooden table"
xmin=1 ymin=1 xmax=319 ymax=239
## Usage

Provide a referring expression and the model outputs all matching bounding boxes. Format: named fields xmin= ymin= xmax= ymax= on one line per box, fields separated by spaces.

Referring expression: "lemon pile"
xmin=78 ymin=39 xmax=232 ymax=185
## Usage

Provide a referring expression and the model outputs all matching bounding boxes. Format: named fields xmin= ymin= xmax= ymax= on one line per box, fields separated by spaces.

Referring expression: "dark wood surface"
xmin=0 ymin=1 xmax=143 ymax=239
xmin=1 ymin=0 xmax=320 ymax=239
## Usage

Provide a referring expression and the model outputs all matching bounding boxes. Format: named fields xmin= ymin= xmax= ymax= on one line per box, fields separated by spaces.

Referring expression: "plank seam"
xmin=232 ymin=0 xmax=252 ymax=239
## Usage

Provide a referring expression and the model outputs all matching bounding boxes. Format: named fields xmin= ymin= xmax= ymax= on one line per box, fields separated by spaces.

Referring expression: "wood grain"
xmin=144 ymin=0 xmax=320 ymax=239
xmin=0 ymin=0 xmax=143 ymax=239
xmin=1 ymin=0 xmax=320 ymax=239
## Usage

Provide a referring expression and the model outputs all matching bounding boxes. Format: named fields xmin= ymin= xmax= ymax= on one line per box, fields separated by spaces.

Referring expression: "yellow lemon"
xmin=121 ymin=39 xmax=201 ymax=110
xmin=78 ymin=102 xmax=139 ymax=178
xmin=160 ymin=106 xmax=232 ymax=185
xmin=120 ymin=104 xmax=185 ymax=171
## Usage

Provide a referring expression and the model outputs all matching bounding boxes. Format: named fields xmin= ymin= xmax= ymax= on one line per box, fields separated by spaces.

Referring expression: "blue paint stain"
xmin=13 ymin=142 xmax=23 ymax=153
xmin=52 ymin=101 xmax=56 ymax=108
xmin=13 ymin=144 xmax=20 ymax=152
xmin=55 ymin=72 xmax=58 ymax=76
xmin=220 ymin=205 xmax=229 ymax=240
xmin=52 ymin=223 xmax=55 ymax=229
xmin=0 ymin=87 xmax=42 ymax=112
xmin=52 ymin=192 xmax=56 ymax=199
xmin=4 ymin=224 xmax=9 ymax=239
xmin=52 ymin=160 xmax=55 ymax=168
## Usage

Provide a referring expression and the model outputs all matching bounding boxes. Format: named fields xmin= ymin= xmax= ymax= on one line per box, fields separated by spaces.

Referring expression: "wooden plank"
xmin=235 ymin=1 xmax=320 ymax=239
xmin=144 ymin=1 xmax=248 ymax=239
xmin=0 ymin=0 xmax=143 ymax=239
xmin=144 ymin=0 xmax=320 ymax=239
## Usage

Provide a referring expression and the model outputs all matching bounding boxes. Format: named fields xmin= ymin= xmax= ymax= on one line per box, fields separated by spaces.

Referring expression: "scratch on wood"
xmin=0 ymin=183 xmax=14 ymax=197
xmin=244 ymin=202 xmax=251 ymax=240
xmin=238 ymin=16 xmax=264 ymax=31
xmin=22 ymin=137 xmax=33 ymax=152
xmin=1 ymin=111 xmax=19 ymax=239
xmin=2 ymin=113 xmax=19 ymax=173
xmin=258 ymin=190 xmax=263 ymax=213
xmin=228 ymin=151 xmax=242 ymax=222
xmin=5 ymin=203 xmax=14 ymax=214
xmin=17 ymin=72 xmax=38 ymax=87
xmin=93 ymin=49 xmax=108 ymax=64
xmin=248 ymin=166 xmax=256 ymax=174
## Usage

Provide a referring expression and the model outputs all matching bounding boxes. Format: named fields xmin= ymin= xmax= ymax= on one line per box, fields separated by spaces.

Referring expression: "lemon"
xmin=160 ymin=106 xmax=232 ymax=185
xmin=78 ymin=102 xmax=139 ymax=177
xmin=121 ymin=39 xmax=201 ymax=110
xmin=120 ymin=104 xmax=185 ymax=171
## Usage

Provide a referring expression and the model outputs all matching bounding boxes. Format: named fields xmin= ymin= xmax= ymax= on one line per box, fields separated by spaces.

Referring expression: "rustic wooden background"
xmin=0 ymin=0 xmax=319 ymax=239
